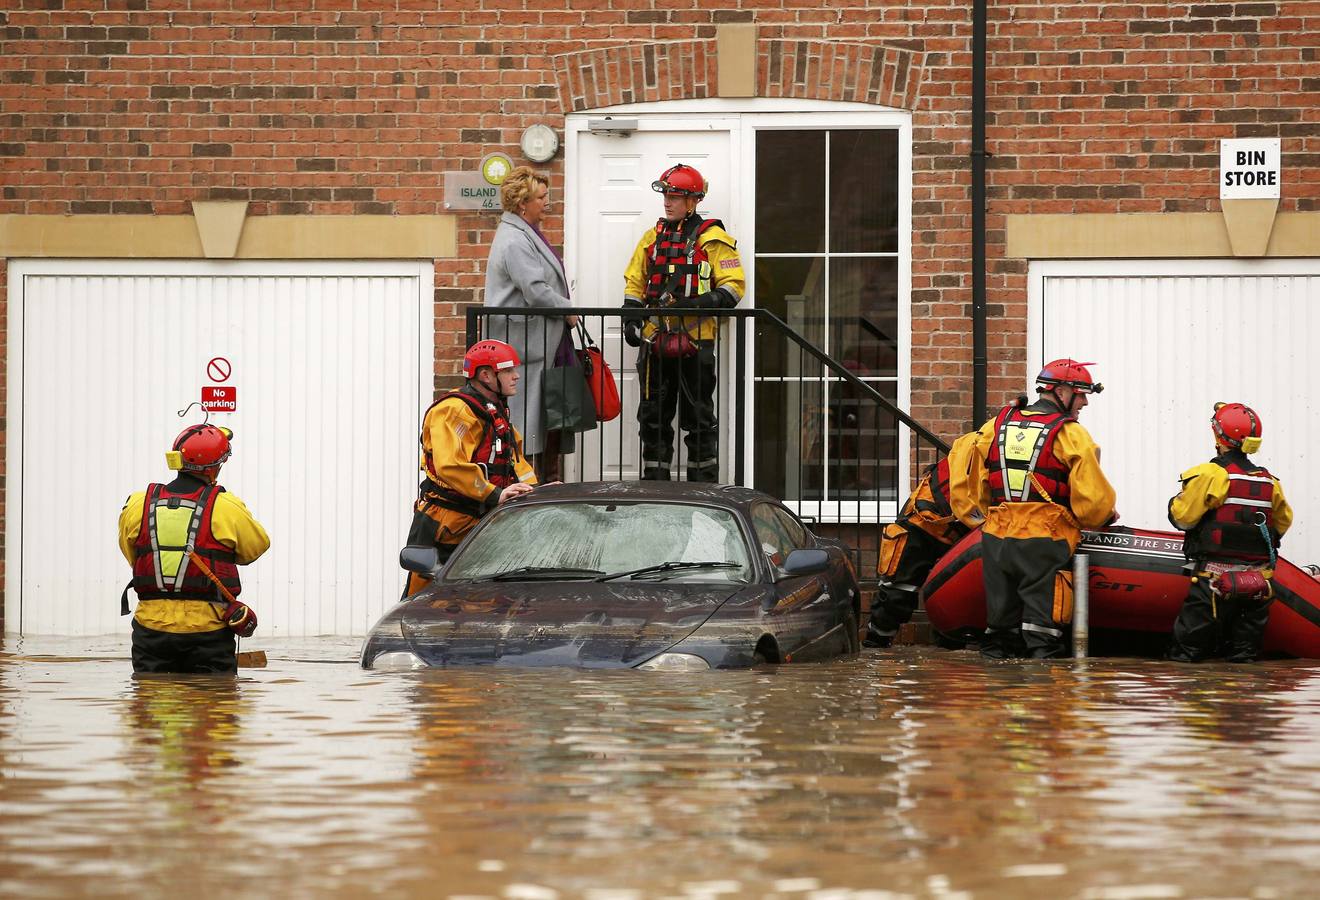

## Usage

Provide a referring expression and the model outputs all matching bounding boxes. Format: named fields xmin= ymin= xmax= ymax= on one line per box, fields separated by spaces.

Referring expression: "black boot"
xmin=641 ymin=466 xmax=672 ymax=481
xmin=686 ymin=464 xmax=719 ymax=484
xmin=864 ymin=625 xmax=896 ymax=649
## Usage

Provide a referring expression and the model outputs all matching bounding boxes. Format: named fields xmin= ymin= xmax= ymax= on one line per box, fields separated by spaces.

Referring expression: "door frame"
xmin=566 ymin=100 xmax=912 ymax=522
xmin=4 ymin=258 xmax=435 ymax=634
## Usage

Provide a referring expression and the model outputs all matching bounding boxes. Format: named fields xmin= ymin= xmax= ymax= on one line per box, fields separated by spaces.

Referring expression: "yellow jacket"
xmin=1168 ymin=459 xmax=1293 ymax=535
xmin=903 ymin=430 xmax=985 ymax=542
xmin=623 ymin=221 xmax=744 ymax=341
xmin=119 ymin=484 xmax=270 ymax=634
xmin=967 ymin=404 xmax=1117 ymax=549
xmin=417 ymin=393 xmax=537 ymax=546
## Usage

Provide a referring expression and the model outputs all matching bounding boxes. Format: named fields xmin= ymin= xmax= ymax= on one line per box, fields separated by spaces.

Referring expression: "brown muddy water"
xmin=1 ymin=637 xmax=1318 ymax=900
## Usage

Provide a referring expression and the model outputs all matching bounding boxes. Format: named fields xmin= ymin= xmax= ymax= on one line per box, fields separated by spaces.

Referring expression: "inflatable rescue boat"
xmin=922 ymin=525 xmax=1320 ymax=658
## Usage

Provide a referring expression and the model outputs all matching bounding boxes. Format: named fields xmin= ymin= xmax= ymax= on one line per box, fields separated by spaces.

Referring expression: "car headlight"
xmin=369 ymin=650 xmax=427 ymax=671
xmin=636 ymin=652 xmax=711 ymax=672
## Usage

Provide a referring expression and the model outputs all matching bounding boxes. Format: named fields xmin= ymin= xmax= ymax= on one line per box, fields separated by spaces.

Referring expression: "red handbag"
xmin=576 ymin=325 xmax=621 ymax=422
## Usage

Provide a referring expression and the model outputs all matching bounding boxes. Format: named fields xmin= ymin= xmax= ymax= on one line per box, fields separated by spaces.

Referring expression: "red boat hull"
xmin=922 ymin=525 xmax=1320 ymax=658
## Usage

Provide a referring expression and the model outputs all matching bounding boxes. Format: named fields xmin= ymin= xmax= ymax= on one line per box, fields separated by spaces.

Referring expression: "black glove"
xmin=696 ymin=290 xmax=739 ymax=311
xmin=623 ymin=319 xmax=644 ymax=347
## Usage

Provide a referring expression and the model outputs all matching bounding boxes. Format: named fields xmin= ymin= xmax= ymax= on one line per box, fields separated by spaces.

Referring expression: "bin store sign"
xmin=1220 ymin=138 xmax=1281 ymax=199
xmin=444 ymin=152 xmax=515 ymax=210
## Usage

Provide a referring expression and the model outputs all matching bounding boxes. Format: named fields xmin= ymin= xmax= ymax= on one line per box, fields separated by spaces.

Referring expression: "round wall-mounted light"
xmin=520 ymin=124 xmax=559 ymax=163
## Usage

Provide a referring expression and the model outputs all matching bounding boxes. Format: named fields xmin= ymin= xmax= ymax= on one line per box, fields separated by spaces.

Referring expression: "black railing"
xmin=465 ymin=305 xmax=949 ymax=581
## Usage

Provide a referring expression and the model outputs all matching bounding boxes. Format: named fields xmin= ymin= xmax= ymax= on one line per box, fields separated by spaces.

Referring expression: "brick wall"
xmin=0 ymin=1 xmax=1316 ymax=439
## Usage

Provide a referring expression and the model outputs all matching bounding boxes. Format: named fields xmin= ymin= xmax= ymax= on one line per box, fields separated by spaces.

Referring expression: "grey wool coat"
xmin=482 ymin=212 xmax=575 ymax=457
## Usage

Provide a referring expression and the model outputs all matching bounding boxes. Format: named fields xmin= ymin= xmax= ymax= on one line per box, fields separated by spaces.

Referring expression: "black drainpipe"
xmin=971 ymin=0 xmax=988 ymax=426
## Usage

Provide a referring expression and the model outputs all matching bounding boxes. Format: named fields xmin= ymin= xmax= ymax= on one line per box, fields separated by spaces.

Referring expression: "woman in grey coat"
xmin=483 ymin=166 xmax=578 ymax=480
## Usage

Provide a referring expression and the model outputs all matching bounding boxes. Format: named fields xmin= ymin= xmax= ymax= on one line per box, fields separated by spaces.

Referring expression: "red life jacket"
xmin=644 ymin=216 xmax=724 ymax=304
xmin=986 ymin=402 xmax=1074 ymax=505
xmin=420 ymin=384 xmax=521 ymax=517
xmin=130 ymin=480 xmax=241 ymax=602
xmin=1187 ymin=455 xmax=1277 ymax=563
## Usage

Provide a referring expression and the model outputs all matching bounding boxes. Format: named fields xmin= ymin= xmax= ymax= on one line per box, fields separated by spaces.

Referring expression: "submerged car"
xmin=361 ymin=482 xmax=862 ymax=670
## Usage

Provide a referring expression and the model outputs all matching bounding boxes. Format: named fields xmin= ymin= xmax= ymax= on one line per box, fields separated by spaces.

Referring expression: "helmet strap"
xmin=470 ymin=369 xmax=504 ymax=401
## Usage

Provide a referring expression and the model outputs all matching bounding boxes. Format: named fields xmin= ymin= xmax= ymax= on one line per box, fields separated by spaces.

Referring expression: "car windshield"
xmin=444 ymin=501 xmax=755 ymax=583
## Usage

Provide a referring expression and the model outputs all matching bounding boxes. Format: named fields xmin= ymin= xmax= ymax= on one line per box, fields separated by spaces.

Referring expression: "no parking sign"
xmin=202 ymin=356 xmax=236 ymax=412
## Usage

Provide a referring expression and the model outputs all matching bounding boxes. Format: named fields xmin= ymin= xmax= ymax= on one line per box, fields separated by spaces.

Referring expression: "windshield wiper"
xmin=476 ymin=565 xmax=605 ymax=582
xmin=596 ymin=561 xmax=742 ymax=582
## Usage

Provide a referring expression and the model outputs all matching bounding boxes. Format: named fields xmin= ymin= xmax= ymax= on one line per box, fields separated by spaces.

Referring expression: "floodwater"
xmin=2 ymin=638 xmax=1318 ymax=900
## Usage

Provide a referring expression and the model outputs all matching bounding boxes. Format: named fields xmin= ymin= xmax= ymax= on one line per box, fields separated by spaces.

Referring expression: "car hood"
xmin=393 ymin=581 xmax=748 ymax=667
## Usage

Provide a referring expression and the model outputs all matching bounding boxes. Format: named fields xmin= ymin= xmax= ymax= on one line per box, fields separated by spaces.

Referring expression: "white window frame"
xmin=565 ymin=100 xmax=912 ymax=524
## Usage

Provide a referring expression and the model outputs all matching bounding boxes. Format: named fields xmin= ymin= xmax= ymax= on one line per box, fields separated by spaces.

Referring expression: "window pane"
xmin=753 ymin=256 xmax=825 ymax=378
xmin=829 ymin=129 xmax=899 ymax=253
xmin=753 ymin=377 xmax=826 ymax=501
xmin=828 ymin=257 xmax=899 ymax=378
xmin=755 ymin=131 xmax=825 ymax=253
xmin=825 ymin=378 xmax=899 ymax=503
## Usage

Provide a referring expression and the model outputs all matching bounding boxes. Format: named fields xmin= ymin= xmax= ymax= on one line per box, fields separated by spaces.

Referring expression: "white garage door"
xmin=6 ymin=260 xmax=432 ymax=636
xmin=1031 ymin=259 xmax=1320 ymax=567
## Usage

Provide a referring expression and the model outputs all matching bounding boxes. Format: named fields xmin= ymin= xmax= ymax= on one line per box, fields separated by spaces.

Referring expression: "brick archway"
xmin=553 ymin=39 xmax=924 ymax=112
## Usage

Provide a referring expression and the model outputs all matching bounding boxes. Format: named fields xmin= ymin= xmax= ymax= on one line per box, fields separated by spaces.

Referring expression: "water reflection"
xmin=1 ymin=640 xmax=1319 ymax=898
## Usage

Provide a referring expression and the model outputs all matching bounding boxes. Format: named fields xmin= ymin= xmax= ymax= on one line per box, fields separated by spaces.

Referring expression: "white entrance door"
xmin=1031 ymin=259 xmax=1320 ymax=565
xmin=565 ymin=118 xmax=738 ymax=481
xmin=7 ymin=260 xmax=432 ymax=636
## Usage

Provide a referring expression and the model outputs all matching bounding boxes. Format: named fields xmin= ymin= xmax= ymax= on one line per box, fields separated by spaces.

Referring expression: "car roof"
xmin=509 ymin=480 xmax=781 ymax=513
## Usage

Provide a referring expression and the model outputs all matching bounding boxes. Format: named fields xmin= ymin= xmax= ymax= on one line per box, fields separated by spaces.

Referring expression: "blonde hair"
xmin=501 ymin=166 xmax=550 ymax=213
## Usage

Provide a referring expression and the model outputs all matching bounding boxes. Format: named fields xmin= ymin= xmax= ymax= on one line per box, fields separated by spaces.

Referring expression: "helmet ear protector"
xmin=1212 ymin=402 xmax=1262 ymax=454
xmin=166 ymin=425 xmax=233 ymax=471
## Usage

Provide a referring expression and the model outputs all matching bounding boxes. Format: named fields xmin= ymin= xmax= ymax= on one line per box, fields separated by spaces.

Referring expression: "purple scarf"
xmin=530 ymin=222 xmax=568 ymax=288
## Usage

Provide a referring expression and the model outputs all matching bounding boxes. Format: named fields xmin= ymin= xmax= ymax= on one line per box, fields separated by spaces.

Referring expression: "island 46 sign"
xmin=1220 ymin=138 xmax=1281 ymax=199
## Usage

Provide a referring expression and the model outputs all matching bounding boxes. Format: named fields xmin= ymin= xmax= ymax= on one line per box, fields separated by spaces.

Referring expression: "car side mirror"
xmin=780 ymin=548 xmax=829 ymax=577
xmin=400 ymin=545 xmax=442 ymax=578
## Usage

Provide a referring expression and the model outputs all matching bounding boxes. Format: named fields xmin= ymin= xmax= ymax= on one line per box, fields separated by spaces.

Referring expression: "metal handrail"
xmin=465 ymin=304 xmax=950 ymax=457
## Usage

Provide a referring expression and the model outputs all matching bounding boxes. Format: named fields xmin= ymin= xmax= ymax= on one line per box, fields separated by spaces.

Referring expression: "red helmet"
xmin=1212 ymin=402 xmax=1262 ymax=452
xmin=651 ymin=164 xmax=707 ymax=199
xmin=169 ymin=424 xmax=232 ymax=472
xmin=462 ymin=340 xmax=521 ymax=378
xmin=1036 ymin=358 xmax=1103 ymax=394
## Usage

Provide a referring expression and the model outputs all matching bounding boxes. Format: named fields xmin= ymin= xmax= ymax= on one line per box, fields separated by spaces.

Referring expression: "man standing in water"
xmin=966 ymin=360 xmax=1117 ymax=659
xmin=404 ymin=339 xmax=538 ymax=595
xmin=119 ymin=423 xmax=270 ymax=674
xmin=1166 ymin=402 xmax=1292 ymax=662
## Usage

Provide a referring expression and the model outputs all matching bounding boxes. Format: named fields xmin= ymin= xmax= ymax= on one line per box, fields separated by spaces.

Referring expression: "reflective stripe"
xmin=1022 ymin=622 xmax=1064 ymax=637
xmin=882 ymin=582 xmax=920 ymax=593
xmin=643 ymin=460 xmax=670 ymax=470
xmin=1227 ymin=473 xmax=1272 ymax=483
xmin=690 ymin=457 xmax=718 ymax=469
xmin=872 ymin=627 xmax=898 ymax=638
xmin=1225 ymin=497 xmax=1272 ymax=509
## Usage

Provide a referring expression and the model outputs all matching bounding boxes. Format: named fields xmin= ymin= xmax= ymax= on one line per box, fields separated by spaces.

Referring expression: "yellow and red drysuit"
xmin=623 ymin=215 xmax=744 ymax=482
xmin=119 ymin=474 xmax=270 ymax=673
xmin=1166 ymin=450 xmax=1292 ymax=662
xmin=405 ymin=383 xmax=537 ymax=595
xmin=866 ymin=431 xmax=984 ymax=647
xmin=969 ymin=396 xmax=1116 ymax=658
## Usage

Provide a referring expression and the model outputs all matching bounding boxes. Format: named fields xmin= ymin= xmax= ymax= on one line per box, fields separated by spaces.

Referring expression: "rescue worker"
xmin=865 ymin=430 xmax=985 ymax=648
xmin=405 ymin=339 xmax=538 ymax=595
xmin=968 ymin=359 xmax=1117 ymax=659
xmin=1166 ymin=403 xmax=1292 ymax=663
xmin=621 ymin=164 xmax=744 ymax=482
xmin=119 ymin=424 xmax=270 ymax=674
